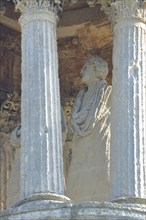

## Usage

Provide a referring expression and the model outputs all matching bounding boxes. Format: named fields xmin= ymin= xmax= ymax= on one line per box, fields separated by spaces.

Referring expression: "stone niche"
xmin=0 ymin=1 xmax=146 ymax=220
xmin=0 ymin=0 xmax=113 ymax=210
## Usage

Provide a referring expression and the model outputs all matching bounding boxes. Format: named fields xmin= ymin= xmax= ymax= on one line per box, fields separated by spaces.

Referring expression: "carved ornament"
xmin=62 ymin=96 xmax=75 ymax=125
xmin=13 ymin=0 xmax=64 ymax=14
xmin=98 ymin=0 xmax=146 ymax=25
xmin=0 ymin=92 xmax=21 ymax=133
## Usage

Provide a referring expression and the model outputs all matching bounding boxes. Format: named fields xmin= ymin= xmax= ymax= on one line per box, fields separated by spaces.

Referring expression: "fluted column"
xmin=13 ymin=0 xmax=68 ymax=202
xmin=105 ymin=0 xmax=146 ymax=201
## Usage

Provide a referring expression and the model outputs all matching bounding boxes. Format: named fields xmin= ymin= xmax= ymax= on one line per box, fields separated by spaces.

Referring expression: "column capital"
xmin=13 ymin=0 xmax=64 ymax=14
xmin=99 ymin=0 xmax=146 ymax=26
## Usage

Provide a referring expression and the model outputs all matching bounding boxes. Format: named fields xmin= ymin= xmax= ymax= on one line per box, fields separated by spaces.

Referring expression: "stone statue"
xmin=65 ymin=55 xmax=112 ymax=202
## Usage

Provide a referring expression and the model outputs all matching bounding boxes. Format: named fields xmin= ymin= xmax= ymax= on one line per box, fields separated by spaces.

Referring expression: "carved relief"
xmin=99 ymin=0 xmax=146 ymax=25
xmin=62 ymin=96 xmax=75 ymax=125
xmin=0 ymin=92 xmax=21 ymax=133
xmin=13 ymin=0 xmax=64 ymax=14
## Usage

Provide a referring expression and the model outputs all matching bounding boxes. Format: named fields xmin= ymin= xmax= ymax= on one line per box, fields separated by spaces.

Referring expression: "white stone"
xmin=19 ymin=10 xmax=64 ymax=200
xmin=66 ymin=55 xmax=112 ymax=202
xmin=12 ymin=0 xmax=67 ymax=202
xmin=0 ymin=200 xmax=146 ymax=220
xmin=109 ymin=1 xmax=146 ymax=200
xmin=1 ymin=1 xmax=146 ymax=220
xmin=10 ymin=124 xmax=21 ymax=148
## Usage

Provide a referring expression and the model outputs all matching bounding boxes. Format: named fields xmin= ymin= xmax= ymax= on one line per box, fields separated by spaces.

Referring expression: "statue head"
xmin=81 ymin=55 xmax=108 ymax=85
xmin=87 ymin=55 xmax=108 ymax=79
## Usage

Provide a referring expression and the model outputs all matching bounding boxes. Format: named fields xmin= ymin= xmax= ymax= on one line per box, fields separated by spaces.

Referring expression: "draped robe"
xmin=66 ymin=79 xmax=112 ymax=201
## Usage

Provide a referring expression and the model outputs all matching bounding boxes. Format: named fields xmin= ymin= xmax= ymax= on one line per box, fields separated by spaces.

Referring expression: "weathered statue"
xmin=65 ymin=55 xmax=112 ymax=202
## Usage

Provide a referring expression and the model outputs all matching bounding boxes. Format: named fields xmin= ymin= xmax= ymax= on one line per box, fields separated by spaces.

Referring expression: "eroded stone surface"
xmin=0 ymin=200 xmax=146 ymax=220
xmin=0 ymin=133 xmax=15 ymax=210
xmin=65 ymin=55 xmax=112 ymax=202
xmin=110 ymin=1 xmax=146 ymax=200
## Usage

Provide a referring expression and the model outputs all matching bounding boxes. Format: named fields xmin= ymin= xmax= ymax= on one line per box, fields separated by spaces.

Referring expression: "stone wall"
xmin=0 ymin=25 xmax=21 ymax=97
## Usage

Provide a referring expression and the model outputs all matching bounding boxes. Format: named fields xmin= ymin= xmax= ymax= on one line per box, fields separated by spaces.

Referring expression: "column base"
xmin=111 ymin=197 xmax=146 ymax=205
xmin=12 ymin=192 xmax=70 ymax=208
xmin=0 ymin=200 xmax=146 ymax=220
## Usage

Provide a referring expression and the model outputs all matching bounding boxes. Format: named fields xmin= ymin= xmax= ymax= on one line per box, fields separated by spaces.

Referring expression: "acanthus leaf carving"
xmin=13 ymin=0 xmax=65 ymax=14
xmin=98 ymin=0 xmax=146 ymax=26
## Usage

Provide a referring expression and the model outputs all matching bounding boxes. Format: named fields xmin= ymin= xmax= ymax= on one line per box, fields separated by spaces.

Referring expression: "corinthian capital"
xmin=13 ymin=0 xmax=64 ymax=14
xmin=99 ymin=0 xmax=146 ymax=26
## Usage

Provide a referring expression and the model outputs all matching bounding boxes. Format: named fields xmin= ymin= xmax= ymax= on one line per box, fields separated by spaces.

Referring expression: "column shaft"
xmin=19 ymin=11 xmax=64 ymax=200
xmin=110 ymin=19 xmax=146 ymax=200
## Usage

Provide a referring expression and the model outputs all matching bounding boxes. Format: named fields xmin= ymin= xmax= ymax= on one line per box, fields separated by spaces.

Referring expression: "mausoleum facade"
xmin=0 ymin=0 xmax=146 ymax=219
